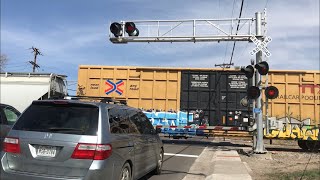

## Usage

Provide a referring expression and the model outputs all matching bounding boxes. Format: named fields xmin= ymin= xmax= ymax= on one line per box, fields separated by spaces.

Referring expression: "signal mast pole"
xmin=254 ymin=12 xmax=265 ymax=153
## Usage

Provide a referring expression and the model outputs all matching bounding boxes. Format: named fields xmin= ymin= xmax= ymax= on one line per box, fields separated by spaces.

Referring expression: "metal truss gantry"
xmin=109 ymin=16 xmax=264 ymax=43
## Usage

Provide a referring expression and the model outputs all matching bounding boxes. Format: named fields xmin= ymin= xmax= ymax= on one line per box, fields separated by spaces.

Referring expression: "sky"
xmin=1 ymin=0 xmax=319 ymax=94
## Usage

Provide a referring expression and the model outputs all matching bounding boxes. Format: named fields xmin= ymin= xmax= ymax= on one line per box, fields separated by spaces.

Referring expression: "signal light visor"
xmin=255 ymin=61 xmax=269 ymax=75
xmin=110 ymin=22 xmax=123 ymax=37
xmin=241 ymin=65 xmax=255 ymax=78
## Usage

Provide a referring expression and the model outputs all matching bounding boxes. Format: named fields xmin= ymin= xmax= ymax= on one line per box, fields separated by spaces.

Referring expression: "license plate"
xmin=37 ymin=146 xmax=57 ymax=157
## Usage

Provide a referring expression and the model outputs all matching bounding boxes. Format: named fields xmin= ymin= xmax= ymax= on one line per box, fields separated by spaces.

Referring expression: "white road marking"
xmin=164 ymin=153 xmax=199 ymax=158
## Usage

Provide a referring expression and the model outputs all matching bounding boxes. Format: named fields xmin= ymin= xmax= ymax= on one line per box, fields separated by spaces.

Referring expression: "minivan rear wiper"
xmin=47 ymin=127 xmax=85 ymax=133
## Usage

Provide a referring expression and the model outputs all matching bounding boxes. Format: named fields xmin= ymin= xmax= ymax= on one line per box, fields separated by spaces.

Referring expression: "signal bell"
xmin=255 ymin=61 xmax=269 ymax=75
xmin=265 ymin=86 xmax=279 ymax=99
xmin=241 ymin=65 xmax=254 ymax=78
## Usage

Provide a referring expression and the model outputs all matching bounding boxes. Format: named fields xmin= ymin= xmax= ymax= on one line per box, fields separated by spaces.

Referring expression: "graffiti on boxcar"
xmin=264 ymin=124 xmax=319 ymax=140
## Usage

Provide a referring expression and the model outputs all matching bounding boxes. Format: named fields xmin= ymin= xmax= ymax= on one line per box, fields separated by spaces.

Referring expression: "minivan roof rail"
xmin=65 ymin=96 xmax=127 ymax=105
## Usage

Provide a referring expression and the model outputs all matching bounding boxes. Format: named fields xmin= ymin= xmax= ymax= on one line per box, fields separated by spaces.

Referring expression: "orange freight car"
xmin=77 ymin=65 xmax=319 ymax=150
xmin=77 ymin=66 xmax=319 ymax=125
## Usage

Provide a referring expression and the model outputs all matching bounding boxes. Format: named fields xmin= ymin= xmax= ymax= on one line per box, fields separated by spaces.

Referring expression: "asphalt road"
xmin=141 ymin=136 xmax=209 ymax=180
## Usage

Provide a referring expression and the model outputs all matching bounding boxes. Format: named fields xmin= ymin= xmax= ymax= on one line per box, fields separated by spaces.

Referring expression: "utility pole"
xmin=29 ymin=47 xmax=42 ymax=72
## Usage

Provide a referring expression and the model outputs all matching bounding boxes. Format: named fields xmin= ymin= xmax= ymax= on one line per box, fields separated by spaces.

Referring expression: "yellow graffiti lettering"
xmin=290 ymin=126 xmax=302 ymax=139
xmin=264 ymin=129 xmax=280 ymax=138
xmin=264 ymin=125 xmax=319 ymax=140
xmin=276 ymin=125 xmax=291 ymax=138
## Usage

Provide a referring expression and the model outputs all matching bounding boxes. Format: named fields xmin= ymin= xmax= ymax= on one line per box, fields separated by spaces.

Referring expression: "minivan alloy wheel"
xmin=120 ymin=163 xmax=131 ymax=180
xmin=158 ymin=151 xmax=163 ymax=169
xmin=153 ymin=149 xmax=163 ymax=175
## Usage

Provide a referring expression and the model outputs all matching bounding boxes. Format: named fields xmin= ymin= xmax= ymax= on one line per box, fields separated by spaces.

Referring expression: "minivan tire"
xmin=119 ymin=163 xmax=131 ymax=180
xmin=153 ymin=148 xmax=163 ymax=175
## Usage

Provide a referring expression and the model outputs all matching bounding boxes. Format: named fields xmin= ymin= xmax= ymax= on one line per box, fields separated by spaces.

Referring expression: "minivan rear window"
xmin=13 ymin=103 xmax=99 ymax=135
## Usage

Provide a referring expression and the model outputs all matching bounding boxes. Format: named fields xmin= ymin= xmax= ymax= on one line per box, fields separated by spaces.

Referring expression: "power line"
xmin=6 ymin=62 xmax=29 ymax=68
xmin=6 ymin=62 xmax=28 ymax=66
xmin=67 ymin=89 xmax=77 ymax=92
xmin=264 ymin=0 xmax=269 ymax=9
xmin=9 ymin=66 xmax=30 ymax=72
xmin=229 ymin=0 xmax=245 ymax=65
xmin=68 ymin=83 xmax=78 ymax=86
xmin=223 ymin=0 xmax=236 ymax=65
xmin=218 ymin=0 xmax=221 ymax=19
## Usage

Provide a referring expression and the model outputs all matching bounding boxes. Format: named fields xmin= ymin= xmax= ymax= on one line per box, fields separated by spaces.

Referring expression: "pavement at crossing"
xmin=182 ymin=139 xmax=252 ymax=180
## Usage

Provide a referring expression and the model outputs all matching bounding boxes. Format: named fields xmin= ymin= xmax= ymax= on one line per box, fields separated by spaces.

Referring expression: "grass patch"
xmin=267 ymin=169 xmax=320 ymax=180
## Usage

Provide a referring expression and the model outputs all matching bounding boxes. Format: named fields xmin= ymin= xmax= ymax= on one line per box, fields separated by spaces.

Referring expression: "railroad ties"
xmin=155 ymin=125 xmax=252 ymax=139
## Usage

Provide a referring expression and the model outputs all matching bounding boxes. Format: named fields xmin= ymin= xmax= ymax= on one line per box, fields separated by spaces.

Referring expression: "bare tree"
xmin=0 ymin=54 xmax=8 ymax=72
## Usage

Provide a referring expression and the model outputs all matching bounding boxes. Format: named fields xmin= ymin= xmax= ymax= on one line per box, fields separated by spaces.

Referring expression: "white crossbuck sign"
xmin=250 ymin=36 xmax=272 ymax=57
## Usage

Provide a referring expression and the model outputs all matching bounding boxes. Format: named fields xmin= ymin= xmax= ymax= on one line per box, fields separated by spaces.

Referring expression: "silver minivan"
xmin=1 ymin=100 xmax=164 ymax=180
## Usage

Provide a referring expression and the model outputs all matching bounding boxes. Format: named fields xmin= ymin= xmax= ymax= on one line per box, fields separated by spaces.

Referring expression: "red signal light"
xmin=247 ymin=86 xmax=260 ymax=99
xmin=268 ymin=90 xmax=275 ymax=96
xmin=125 ymin=22 xmax=139 ymax=36
xmin=241 ymin=65 xmax=255 ymax=78
xmin=255 ymin=61 xmax=269 ymax=75
xmin=265 ymin=86 xmax=279 ymax=99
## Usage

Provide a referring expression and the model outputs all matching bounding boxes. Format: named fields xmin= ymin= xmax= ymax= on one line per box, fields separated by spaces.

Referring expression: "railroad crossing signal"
xmin=247 ymin=86 xmax=261 ymax=99
xmin=109 ymin=11 xmax=269 ymax=154
xmin=242 ymin=61 xmax=278 ymax=100
xmin=241 ymin=61 xmax=269 ymax=78
xmin=110 ymin=22 xmax=123 ymax=37
xmin=265 ymin=86 xmax=279 ymax=99
xmin=255 ymin=61 xmax=269 ymax=75
xmin=110 ymin=22 xmax=139 ymax=37
xmin=241 ymin=65 xmax=255 ymax=78
xmin=125 ymin=22 xmax=139 ymax=36
xmin=250 ymin=36 xmax=272 ymax=57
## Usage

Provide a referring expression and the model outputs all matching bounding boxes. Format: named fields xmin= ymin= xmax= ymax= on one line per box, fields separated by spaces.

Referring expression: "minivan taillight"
xmin=3 ymin=137 xmax=21 ymax=154
xmin=71 ymin=143 xmax=112 ymax=160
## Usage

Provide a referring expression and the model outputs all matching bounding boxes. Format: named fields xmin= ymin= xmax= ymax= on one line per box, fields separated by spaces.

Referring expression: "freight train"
xmin=77 ymin=65 xmax=320 ymax=150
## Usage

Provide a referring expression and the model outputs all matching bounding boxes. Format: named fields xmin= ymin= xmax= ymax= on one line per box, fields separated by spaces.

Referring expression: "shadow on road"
xmin=237 ymin=146 xmax=319 ymax=156
xmin=139 ymin=169 xmax=206 ymax=180
xmin=265 ymin=147 xmax=320 ymax=153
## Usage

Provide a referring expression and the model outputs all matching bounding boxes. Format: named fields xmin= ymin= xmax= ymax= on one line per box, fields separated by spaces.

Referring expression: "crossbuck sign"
xmin=250 ymin=36 xmax=272 ymax=57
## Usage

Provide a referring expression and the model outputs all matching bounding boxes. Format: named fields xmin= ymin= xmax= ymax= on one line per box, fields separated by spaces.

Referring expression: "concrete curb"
xmin=183 ymin=148 xmax=252 ymax=180
xmin=206 ymin=150 xmax=252 ymax=180
xmin=182 ymin=147 xmax=215 ymax=180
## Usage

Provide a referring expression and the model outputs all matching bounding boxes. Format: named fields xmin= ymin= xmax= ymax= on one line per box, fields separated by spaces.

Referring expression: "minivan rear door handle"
xmin=128 ymin=142 xmax=134 ymax=147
